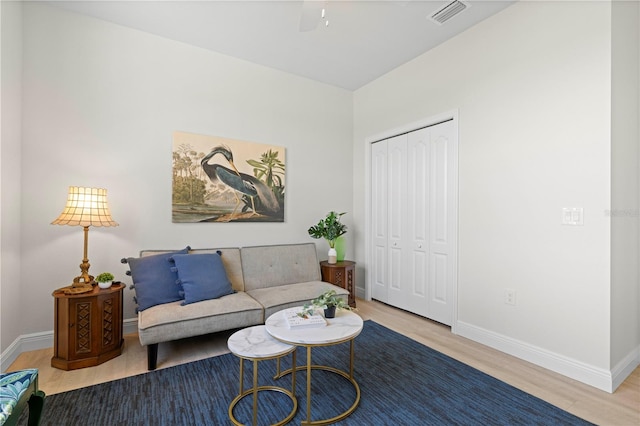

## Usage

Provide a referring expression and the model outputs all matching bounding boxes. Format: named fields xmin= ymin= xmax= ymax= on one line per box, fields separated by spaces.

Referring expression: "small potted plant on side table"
xmin=96 ymin=272 xmax=114 ymax=289
xmin=308 ymin=211 xmax=347 ymax=264
xmin=300 ymin=289 xmax=352 ymax=319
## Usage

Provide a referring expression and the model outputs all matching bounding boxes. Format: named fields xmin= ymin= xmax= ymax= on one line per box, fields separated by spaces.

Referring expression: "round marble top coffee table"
xmin=265 ymin=308 xmax=363 ymax=425
xmin=227 ymin=325 xmax=297 ymax=426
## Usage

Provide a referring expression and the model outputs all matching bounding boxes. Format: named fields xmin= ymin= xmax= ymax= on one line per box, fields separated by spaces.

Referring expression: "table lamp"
xmin=51 ymin=186 xmax=118 ymax=294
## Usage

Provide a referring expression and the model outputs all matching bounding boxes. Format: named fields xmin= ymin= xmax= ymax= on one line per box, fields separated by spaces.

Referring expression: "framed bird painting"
xmin=172 ymin=131 xmax=285 ymax=223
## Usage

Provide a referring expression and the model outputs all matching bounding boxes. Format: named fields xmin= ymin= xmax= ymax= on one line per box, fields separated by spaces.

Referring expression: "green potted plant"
xmin=299 ymin=289 xmax=352 ymax=319
xmin=308 ymin=211 xmax=347 ymax=264
xmin=96 ymin=272 xmax=114 ymax=289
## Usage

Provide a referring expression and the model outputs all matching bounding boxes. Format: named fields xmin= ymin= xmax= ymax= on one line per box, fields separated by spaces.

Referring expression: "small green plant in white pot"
xmin=308 ymin=211 xmax=347 ymax=264
xmin=96 ymin=272 xmax=114 ymax=289
xmin=299 ymin=289 xmax=351 ymax=319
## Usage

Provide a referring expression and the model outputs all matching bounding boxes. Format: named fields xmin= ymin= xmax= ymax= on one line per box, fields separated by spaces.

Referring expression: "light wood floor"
xmin=8 ymin=299 xmax=640 ymax=425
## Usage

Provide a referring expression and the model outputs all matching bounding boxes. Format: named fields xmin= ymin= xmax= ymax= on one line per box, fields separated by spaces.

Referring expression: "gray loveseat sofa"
xmin=124 ymin=243 xmax=349 ymax=370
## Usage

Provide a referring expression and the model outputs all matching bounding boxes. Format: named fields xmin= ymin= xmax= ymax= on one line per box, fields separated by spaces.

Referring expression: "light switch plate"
xmin=562 ymin=208 xmax=584 ymax=226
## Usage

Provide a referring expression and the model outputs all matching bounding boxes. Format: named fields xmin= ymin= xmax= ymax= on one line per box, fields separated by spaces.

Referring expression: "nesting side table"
xmin=266 ymin=308 xmax=363 ymax=425
xmin=227 ymin=325 xmax=298 ymax=426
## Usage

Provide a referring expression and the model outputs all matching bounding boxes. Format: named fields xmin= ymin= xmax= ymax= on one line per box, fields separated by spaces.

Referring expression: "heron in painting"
xmin=201 ymin=145 xmax=279 ymax=218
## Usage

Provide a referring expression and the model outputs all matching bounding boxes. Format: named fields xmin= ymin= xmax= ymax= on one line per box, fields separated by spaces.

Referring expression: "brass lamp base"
xmin=56 ymin=240 xmax=96 ymax=295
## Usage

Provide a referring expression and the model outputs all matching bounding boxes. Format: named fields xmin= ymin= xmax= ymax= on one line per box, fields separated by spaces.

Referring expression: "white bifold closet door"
xmin=371 ymin=119 xmax=457 ymax=326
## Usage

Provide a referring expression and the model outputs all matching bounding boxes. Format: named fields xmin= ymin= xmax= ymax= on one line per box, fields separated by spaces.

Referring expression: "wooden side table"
xmin=51 ymin=283 xmax=124 ymax=370
xmin=320 ymin=260 xmax=356 ymax=307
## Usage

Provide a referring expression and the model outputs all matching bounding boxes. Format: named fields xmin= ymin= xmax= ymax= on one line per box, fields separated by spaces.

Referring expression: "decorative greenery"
xmin=244 ymin=149 xmax=286 ymax=215
xmin=246 ymin=149 xmax=285 ymax=192
xmin=95 ymin=272 xmax=114 ymax=283
xmin=298 ymin=289 xmax=352 ymax=318
xmin=172 ymin=144 xmax=207 ymax=205
xmin=308 ymin=211 xmax=347 ymax=248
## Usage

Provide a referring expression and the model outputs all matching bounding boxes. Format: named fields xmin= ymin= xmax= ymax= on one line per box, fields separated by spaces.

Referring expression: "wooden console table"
xmin=51 ymin=283 xmax=124 ymax=370
xmin=320 ymin=260 xmax=356 ymax=307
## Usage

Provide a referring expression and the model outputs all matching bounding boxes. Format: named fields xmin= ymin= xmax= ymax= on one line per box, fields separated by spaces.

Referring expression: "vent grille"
xmin=429 ymin=0 xmax=469 ymax=25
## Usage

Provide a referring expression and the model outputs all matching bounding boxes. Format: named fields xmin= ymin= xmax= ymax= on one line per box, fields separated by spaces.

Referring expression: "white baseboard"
xmin=611 ymin=347 xmax=640 ymax=391
xmin=123 ymin=318 xmax=139 ymax=336
xmin=1 ymin=331 xmax=52 ymax=373
xmin=1 ymin=318 xmax=139 ymax=373
xmin=311 ymin=291 xmax=638 ymax=392
xmin=455 ymin=320 xmax=639 ymax=393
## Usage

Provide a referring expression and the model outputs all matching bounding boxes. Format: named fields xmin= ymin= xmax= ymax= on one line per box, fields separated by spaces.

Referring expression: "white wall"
xmin=610 ymin=0 xmax=640 ymax=385
xmin=12 ymin=3 xmax=353 ymax=339
xmin=4 ymin=0 xmax=638 ymax=392
xmin=354 ymin=1 xmax=629 ymax=390
xmin=0 ymin=1 xmax=23 ymax=352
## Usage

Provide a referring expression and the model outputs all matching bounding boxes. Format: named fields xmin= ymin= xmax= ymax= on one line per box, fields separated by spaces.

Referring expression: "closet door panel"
xmin=371 ymin=141 xmax=388 ymax=302
xmin=406 ymin=129 xmax=430 ymax=316
xmin=427 ymin=120 xmax=456 ymax=325
xmin=386 ymin=135 xmax=408 ymax=308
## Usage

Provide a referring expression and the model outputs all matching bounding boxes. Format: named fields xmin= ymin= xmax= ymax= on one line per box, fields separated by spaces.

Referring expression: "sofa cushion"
xmin=181 ymin=248 xmax=245 ymax=292
xmin=137 ymin=292 xmax=264 ymax=345
xmin=171 ymin=252 xmax=234 ymax=305
xmin=247 ymin=281 xmax=349 ymax=321
xmin=127 ymin=247 xmax=189 ymax=311
xmin=241 ymin=243 xmax=322 ymax=291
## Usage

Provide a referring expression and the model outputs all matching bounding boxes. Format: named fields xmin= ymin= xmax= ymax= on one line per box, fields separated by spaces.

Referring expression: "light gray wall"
xmin=353 ymin=0 xmax=629 ymax=385
xmin=3 ymin=0 xmax=638 ymax=392
xmin=610 ymin=0 xmax=639 ymax=377
xmin=0 ymin=1 xmax=23 ymax=352
xmin=11 ymin=3 xmax=353 ymax=339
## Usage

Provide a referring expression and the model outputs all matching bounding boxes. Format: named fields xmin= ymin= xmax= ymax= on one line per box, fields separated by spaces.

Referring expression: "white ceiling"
xmin=45 ymin=0 xmax=516 ymax=91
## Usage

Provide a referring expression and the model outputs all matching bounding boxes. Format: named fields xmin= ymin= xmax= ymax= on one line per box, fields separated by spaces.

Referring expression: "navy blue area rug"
xmin=22 ymin=321 xmax=592 ymax=425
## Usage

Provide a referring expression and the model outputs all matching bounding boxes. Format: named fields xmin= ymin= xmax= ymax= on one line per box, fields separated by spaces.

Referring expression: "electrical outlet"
xmin=504 ymin=289 xmax=516 ymax=305
xmin=562 ymin=207 xmax=584 ymax=225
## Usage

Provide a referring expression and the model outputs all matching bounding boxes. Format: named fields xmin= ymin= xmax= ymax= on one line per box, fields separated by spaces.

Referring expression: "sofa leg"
xmin=147 ymin=344 xmax=158 ymax=370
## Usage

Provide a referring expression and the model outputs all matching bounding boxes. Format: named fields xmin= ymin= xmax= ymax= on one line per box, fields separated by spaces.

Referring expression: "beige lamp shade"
xmin=52 ymin=186 xmax=118 ymax=293
xmin=51 ymin=187 xmax=118 ymax=227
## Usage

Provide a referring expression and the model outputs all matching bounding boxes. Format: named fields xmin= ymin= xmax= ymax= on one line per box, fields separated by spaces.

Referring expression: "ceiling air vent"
xmin=429 ymin=0 xmax=469 ymax=25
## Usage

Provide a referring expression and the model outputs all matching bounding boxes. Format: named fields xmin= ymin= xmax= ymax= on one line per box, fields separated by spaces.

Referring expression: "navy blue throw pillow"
xmin=127 ymin=247 xmax=189 ymax=311
xmin=171 ymin=252 xmax=234 ymax=305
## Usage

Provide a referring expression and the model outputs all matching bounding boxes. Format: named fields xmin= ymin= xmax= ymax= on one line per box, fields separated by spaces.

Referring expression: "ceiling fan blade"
xmin=299 ymin=0 xmax=323 ymax=32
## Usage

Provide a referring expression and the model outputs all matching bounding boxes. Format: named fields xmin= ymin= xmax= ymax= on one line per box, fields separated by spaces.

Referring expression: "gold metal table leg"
xmin=292 ymin=349 xmax=297 ymax=396
xmin=239 ymin=358 xmax=244 ymax=395
xmin=307 ymin=346 xmax=312 ymax=422
xmin=349 ymin=339 xmax=354 ymax=379
xmin=252 ymin=359 xmax=258 ymax=426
